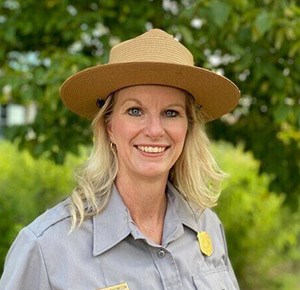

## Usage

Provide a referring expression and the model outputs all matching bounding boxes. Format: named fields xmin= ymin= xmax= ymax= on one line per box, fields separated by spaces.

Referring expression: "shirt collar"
xmin=92 ymin=182 xmax=203 ymax=256
xmin=166 ymin=182 xmax=203 ymax=233
xmin=93 ymin=184 xmax=131 ymax=256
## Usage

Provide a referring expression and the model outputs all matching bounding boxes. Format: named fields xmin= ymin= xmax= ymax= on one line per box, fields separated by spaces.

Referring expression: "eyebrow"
xmin=167 ymin=103 xmax=186 ymax=110
xmin=120 ymin=98 xmax=143 ymax=107
xmin=120 ymin=98 xmax=186 ymax=110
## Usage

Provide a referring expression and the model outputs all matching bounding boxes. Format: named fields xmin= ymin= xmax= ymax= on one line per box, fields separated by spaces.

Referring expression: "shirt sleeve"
xmin=0 ymin=227 xmax=51 ymax=290
xmin=219 ymin=223 xmax=240 ymax=290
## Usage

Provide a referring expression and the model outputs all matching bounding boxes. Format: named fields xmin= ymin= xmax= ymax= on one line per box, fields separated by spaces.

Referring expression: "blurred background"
xmin=0 ymin=0 xmax=299 ymax=289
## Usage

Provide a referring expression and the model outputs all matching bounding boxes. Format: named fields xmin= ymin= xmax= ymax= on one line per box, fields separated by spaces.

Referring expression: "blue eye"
xmin=128 ymin=107 xmax=142 ymax=116
xmin=164 ymin=110 xmax=178 ymax=117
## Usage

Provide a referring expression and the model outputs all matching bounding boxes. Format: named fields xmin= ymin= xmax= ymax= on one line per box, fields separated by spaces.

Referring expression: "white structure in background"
xmin=0 ymin=103 xmax=36 ymax=137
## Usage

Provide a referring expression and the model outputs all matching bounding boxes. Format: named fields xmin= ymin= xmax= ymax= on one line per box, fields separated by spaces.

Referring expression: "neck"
xmin=115 ymin=173 xmax=168 ymax=244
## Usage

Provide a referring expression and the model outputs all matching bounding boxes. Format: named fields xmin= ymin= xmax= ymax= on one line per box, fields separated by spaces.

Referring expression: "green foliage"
xmin=213 ymin=142 xmax=300 ymax=290
xmin=0 ymin=140 xmax=83 ymax=274
xmin=0 ymin=0 xmax=299 ymax=206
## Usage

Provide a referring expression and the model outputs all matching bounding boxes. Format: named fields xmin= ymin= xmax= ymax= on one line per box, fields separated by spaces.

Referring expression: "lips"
xmin=136 ymin=145 xmax=168 ymax=153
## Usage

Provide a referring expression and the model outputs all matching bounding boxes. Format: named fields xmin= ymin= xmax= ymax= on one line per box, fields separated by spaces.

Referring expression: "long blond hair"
xmin=70 ymin=91 xmax=225 ymax=229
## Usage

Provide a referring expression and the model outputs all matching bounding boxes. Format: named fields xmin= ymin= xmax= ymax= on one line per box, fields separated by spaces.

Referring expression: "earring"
xmin=110 ymin=141 xmax=116 ymax=152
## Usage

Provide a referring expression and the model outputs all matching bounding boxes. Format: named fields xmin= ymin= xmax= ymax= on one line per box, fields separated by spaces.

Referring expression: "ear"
xmin=106 ymin=122 xmax=114 ymax=142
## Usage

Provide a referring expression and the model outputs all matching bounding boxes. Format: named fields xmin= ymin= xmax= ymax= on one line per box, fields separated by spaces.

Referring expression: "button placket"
xmin=148 ymin=246 xmax=183 ymax=289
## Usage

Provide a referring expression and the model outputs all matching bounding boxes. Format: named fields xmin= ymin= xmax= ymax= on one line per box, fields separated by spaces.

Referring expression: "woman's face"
xmin=107 ymin=85 xmax=188 ymax=181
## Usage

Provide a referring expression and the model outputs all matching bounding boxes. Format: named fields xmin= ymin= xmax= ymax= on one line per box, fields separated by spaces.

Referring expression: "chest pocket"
xmin=192 ymin=266 xmax=236 ymax=290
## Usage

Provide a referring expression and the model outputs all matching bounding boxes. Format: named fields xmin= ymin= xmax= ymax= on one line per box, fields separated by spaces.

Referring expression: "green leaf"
xmin=178 ymin=25 xmax=194 ymax=44
xmin=254 ymin=10 xmax=273 ymax=36
xmin=273 ymin=104 xmax=291 ymax=123
xmin=209 ymin=0 xmax=231 ymax=28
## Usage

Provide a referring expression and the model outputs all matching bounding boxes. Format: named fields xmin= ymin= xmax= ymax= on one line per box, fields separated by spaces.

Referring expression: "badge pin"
xmin=97 ymin=282 xmax=129 ymax=290
xmin=197 ymin=231 xmax=213 ymax=256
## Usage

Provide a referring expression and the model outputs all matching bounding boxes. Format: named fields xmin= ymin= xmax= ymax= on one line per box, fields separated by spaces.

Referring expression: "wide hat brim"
xmin=60 ymin=61 xmax=240 ymax=122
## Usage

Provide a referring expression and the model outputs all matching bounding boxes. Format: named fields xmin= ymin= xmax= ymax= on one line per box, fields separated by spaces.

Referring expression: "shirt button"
xmin=157 ymin=249 xmax=166 ymax=258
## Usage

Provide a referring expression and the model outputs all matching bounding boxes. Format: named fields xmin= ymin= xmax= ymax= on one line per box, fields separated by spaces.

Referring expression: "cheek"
xmin=109 ymin=118 xmax=137 ymax=144
xmin=170 ymin=122 xmax=188 ymax=146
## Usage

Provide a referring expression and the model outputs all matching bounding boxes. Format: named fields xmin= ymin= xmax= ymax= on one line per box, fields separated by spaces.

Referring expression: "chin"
xmin=137 ymin=167 xmax=170 ymax=179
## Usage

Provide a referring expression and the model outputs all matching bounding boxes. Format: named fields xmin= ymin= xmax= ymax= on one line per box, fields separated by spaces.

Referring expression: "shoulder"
xmin=199 ymin=208 xmax=224 ymax=233
xmin=0 ymin=199 xmax=72 ymax=289
xmin=201 ymin=208 xmax=222 ymax=225
xmin=26 ymin=198 xmax=71 ymax=239
xmin=6 ymin=198 xmax=75 ymax=267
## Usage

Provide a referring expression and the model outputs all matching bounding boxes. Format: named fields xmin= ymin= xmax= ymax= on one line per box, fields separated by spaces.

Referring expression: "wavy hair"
xmin=70 ymin=91 xmax=226 ymax=229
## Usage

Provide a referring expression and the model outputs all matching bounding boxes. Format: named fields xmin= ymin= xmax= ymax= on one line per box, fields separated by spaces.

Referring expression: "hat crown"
xmin=109 ymin=29 xmax=194 ymax=66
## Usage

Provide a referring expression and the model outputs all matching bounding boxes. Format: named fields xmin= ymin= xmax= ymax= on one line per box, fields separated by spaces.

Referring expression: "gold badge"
xmin=197 ymin=231 xmax=213 ymax=256
xmin=97 ymin=282 xmax=129 ymax=290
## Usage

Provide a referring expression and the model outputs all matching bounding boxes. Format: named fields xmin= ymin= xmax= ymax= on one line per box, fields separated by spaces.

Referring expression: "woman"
xmin=0 ymin=29 xmax=240 ymax=289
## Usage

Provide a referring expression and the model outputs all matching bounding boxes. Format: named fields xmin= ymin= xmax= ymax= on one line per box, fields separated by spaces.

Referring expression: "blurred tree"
xmin=0 ymin=0 xmax=299 ymax=204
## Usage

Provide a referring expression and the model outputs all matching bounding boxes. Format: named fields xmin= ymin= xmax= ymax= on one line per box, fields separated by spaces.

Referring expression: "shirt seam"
xmin=193 ymin=265 xmax=229 ymax=277
xmin=26 ymin=226 xmax=53 ymax=289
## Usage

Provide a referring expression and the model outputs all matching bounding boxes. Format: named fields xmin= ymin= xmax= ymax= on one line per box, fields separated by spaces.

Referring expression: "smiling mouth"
xmin=136 ymin=145 xmax=168 ymax=153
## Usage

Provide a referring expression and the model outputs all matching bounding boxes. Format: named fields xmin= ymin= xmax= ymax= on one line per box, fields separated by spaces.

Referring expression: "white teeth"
xmin=137 ymin=146 xmax=166 ymax=153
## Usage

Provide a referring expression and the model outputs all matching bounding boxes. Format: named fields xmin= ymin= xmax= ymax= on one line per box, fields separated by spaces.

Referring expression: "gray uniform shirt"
xmin=0 ymin=183 xmax=239 ymax=290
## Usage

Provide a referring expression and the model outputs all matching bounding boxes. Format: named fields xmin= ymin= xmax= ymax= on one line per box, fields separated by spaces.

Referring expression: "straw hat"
xmin=60 ymin=29 xmax=240 ymax=121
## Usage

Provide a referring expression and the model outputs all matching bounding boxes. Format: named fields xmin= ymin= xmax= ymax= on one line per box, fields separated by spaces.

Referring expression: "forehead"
xmin=114 ymin=85 xmax=187 ymax=106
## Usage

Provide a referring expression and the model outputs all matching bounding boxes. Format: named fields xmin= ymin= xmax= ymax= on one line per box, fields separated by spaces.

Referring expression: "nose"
xmin=144 ymin=115 xmax=164 ymax=139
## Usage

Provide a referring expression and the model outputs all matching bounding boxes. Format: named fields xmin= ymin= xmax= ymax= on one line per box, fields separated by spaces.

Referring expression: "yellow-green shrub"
xmin=0 ymin=140 xmax=81 ymax=273
xmin=213 ymin=142 xmax=300 ymax=290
